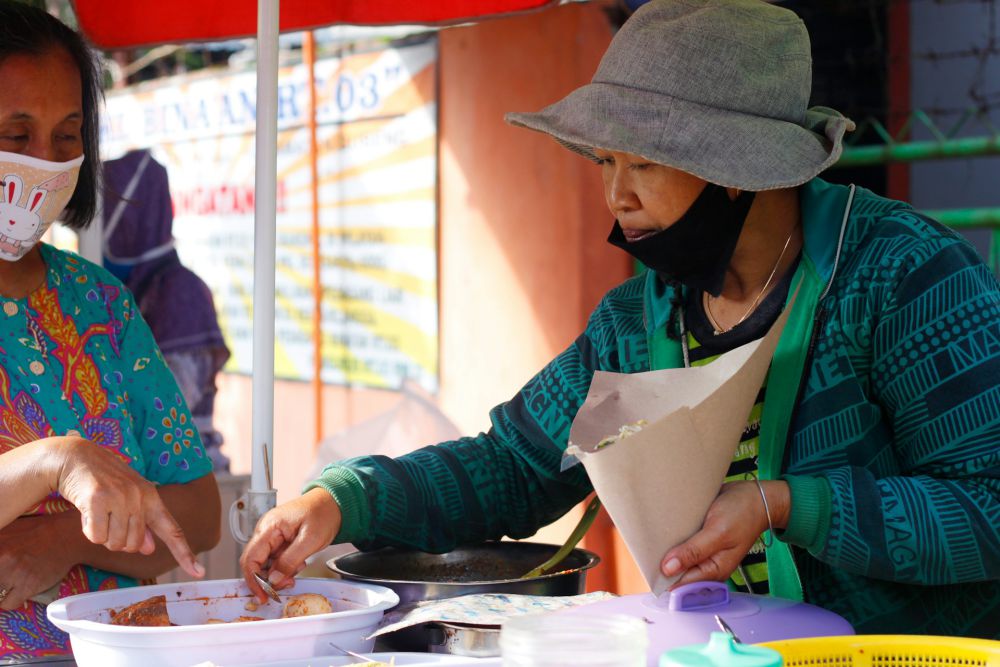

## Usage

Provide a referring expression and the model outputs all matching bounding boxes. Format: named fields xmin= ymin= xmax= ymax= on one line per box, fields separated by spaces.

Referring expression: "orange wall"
xmin=216 ymin=2 xmax=630 ymax=586
xmin=436 ymin=3 xmax=623 ymax=437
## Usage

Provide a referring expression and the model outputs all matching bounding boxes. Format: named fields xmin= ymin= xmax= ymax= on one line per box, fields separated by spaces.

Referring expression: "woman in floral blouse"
xmin=0 ymin=3 xmax=220 ymax=658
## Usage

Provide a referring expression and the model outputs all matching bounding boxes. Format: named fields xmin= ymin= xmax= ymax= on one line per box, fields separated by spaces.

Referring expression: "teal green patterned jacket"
xmin=310 ymin=179 xmax=1000 ymax=637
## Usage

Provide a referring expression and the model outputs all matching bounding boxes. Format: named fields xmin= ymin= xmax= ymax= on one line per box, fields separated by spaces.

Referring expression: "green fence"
xmin=835 ymin=110 xmax=1000 ymax=274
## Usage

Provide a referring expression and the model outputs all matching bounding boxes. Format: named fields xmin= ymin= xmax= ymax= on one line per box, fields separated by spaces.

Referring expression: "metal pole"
xmin=78 ymin=188 xmax=104 ymax=264
xmin=923 ymin=208 xmax=1000 ymax=278
xmin=248 ymin=0 xmax=279 ymax=527
xmin=304 ymin=31 xmax=323 ymax=453
xmin=923 ymin=208 xmax=1000 ymax=228
xmin=837 ymin=136 xmax=1000 ymax=167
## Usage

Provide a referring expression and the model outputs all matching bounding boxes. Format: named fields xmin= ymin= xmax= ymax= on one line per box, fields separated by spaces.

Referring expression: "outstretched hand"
xmin=55 ymin=439 xmax=205 ymax=579
xmin=660 ymin=480 xmax=790 ymax=587
xmin=240 ymin=487 xmax=342 ymax=603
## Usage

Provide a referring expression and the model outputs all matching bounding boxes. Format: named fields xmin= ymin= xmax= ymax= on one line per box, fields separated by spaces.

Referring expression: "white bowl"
xmin=46 ymin=577 xmax=398 ymax=667
xmin=242 ymin=653 xmax=502 ymax=666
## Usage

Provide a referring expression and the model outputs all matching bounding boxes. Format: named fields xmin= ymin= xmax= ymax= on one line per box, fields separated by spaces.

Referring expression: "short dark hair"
xmin=0 ymin=1 xmax=103 ymax=230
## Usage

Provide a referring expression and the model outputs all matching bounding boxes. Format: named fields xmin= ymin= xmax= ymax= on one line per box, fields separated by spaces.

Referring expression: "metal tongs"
xmin=714 ymin=614 xmax=743 ymax=643
xmin=329 ymin=642 xmax=380 ymax=664
xmin=250 ymin=443 xmax=282 ymax=605
xmin=252 ymin=571 xmax=282 ymax=604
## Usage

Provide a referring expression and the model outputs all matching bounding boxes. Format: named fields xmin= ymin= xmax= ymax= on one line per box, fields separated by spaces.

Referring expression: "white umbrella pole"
xmin=236 ymin=0 xmax=280 ymax=541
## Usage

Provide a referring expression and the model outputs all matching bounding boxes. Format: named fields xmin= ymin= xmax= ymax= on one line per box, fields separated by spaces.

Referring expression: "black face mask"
xmin=607 ymin=184 xmax=756 ymax=297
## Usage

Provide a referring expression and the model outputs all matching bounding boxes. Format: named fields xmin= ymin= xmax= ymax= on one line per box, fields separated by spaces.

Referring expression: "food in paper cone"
xmin=565 ymin=302 xmax=791 ymax=593
xmin=594 ymin=419 xmax=648 ymax=450
xmin=580 ymin=409 xmax=731 ymax=594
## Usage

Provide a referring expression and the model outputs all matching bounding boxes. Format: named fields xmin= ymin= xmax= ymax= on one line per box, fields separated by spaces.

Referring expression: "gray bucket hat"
xmin=505 ymin=0 xmax=855 ymax=191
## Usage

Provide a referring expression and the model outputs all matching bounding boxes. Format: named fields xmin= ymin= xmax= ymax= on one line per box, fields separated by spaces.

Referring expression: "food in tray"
xmin=205 ymin=616 xmax=264 ymax=623
xmin=193 ymin=661 xmax=393 ymax=667
xmin=109 ymin=594 xmax=171 ymax=627
xmin=281 ymin=592 xmax=334 ymax=617
xmin=108 ymin=591 xmax=335 ymax=626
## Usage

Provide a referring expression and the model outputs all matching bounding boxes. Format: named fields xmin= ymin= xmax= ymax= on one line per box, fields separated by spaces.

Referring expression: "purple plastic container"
xmin=553 ymin=581 xmax=854 ymax=667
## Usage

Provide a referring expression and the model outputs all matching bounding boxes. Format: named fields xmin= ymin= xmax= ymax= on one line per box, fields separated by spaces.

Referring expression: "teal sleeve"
xmin=301 ymin=278 xmax=649 ymax=551
xmin=779 ymin=474 xmax=832 ymax=553
xmin=819 ymin=231 xmax=1000 ymax=585
xmin=303 ymin=467 xmax=370 ymax=545
xmin=117 ymin=293 xmax=212 ymax=485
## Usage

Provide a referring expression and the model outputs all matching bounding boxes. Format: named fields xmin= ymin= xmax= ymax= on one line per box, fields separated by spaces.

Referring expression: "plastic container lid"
xmin=660 ymin=632 xmax=783 ymax=667
xmin=499 ymin=612 xmax=648 ymax=666
xmin=551 ymin=580 xmax=853 ymax=660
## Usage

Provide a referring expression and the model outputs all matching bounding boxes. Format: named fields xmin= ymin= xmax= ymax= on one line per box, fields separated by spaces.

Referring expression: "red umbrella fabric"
xmin=72 ymin=0 xmax=560 ymax=48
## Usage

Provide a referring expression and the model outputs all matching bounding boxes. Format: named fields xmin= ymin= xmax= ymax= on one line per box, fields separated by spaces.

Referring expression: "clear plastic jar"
xmin=500 ymin=612 xmax=648 ymax=666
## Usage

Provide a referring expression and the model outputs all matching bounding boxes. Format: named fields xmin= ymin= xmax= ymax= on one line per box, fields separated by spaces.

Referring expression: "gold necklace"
xmin=704 ymin=225 xmax=796 ymax=335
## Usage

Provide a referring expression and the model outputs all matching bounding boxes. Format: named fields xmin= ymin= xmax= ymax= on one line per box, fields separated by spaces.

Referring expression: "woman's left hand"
xmin=0 ymin=512 xmax=77 ymax=610
xmin=660 ymin=480 xmax=790 ymax=587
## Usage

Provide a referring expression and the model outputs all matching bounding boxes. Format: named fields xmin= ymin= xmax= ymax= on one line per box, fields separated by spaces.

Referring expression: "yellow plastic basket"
xmin=760 ymin=635 xmax=1000 ymax=667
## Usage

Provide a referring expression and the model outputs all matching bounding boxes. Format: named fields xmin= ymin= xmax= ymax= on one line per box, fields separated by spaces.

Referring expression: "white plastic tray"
xmin=239 ymin=653 xmax=502 ymax=666
xmin=46 ymin=578 xmax=398 ymax=667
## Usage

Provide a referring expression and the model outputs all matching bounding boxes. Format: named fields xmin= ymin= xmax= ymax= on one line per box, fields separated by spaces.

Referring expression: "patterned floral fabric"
xmin=0 ymin=243 xmax=212 ymax=659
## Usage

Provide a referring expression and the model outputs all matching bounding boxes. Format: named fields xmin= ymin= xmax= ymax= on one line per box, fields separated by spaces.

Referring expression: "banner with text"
xmin=102 ymin=39 xmax=439 ymax=392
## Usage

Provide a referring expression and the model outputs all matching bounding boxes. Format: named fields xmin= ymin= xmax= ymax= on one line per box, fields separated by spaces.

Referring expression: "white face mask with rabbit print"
xmin=0 ymin=151 xmax=83 ymax=261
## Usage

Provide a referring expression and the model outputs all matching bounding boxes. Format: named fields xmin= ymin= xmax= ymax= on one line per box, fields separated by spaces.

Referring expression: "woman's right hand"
xmin=54 ymin=438 xmax=204 ymax=579
xmin=240 ymin=488 xmax=342 ymax=603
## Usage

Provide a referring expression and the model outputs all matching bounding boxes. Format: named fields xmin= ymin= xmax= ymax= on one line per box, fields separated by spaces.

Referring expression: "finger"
xmin=80 ymin=507 xmax=109 ymax=547
xmin=241 ymin=531 xmax=285 ymax=602
xmin=246 ymin=575 xmax=268 ymax=603
xmin=241 ymin=560 xmax=267 ymax=603
xmin=0 ymin=580 xmax=29 ymax=612
xmin=240 ymin=527 xmax=281 ymax=577
xmin=0 ymin=585 xmax=16 ymax=612
xmin=140 ymin=528 xmax=156 ymax=555
xmin=661 ymin=528 xmax=720 ymax=578
xmin=124 ymin=513 xmax=146 ymax=553
xmin=273 ymin=566 xmax=301 ymax=591
xmin=269 ymin=531 xmax=324 ymax=588
xmin=148 ymin=505 xmax=204 ymax=579
xmin=671 ymin=565 xmax=706 ymax=589
xmin=673 ymin=558 xmax=726 ymax=588
xmin=271 ymin=561 xmax=307 ymax=592
xmin=105 ymin=507 xmax=129 ymax=552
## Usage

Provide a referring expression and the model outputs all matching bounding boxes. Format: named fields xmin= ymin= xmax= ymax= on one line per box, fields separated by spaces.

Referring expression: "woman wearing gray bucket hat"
xmin=244 ymin=0 xmax=1000 ymax=638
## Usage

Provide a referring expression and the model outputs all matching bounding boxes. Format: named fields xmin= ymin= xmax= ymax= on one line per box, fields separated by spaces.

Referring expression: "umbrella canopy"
xmin=72 ymin=0 xmax=559 ymax=48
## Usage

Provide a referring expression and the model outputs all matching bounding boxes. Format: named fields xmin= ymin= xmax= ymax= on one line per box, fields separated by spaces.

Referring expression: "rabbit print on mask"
xmin=0 ymin=175 xmax=48 ymax=257
xmin=0 ymin=151 xmax=83 ymax=262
